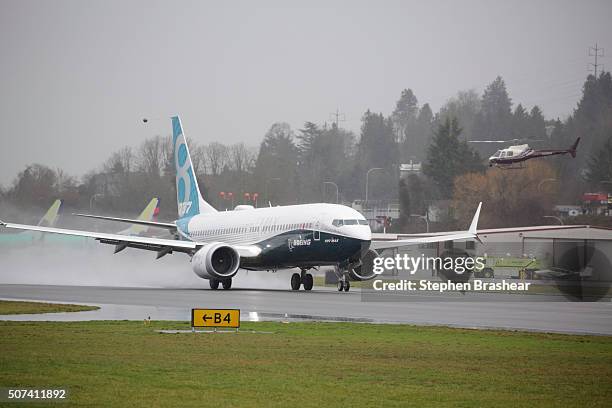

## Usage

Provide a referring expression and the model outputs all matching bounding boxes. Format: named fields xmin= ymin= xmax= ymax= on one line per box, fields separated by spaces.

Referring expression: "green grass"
xmin=0 ymin=320 xmax=611 ymax=407
xmin=0 ymin=300 xmax=99 ymax=315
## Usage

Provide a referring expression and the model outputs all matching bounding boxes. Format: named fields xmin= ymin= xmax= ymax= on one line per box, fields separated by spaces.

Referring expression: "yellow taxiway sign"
xmin=191 ymin=309 xmax=240 ymax=328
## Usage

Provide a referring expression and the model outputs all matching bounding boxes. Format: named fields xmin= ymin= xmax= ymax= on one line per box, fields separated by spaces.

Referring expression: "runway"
xmin=1 ymin=284 xmax=611 ymax=335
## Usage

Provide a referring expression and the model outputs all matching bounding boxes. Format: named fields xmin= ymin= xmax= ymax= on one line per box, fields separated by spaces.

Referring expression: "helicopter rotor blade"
xmin=469 ymin=138 xmax=547 ymax=144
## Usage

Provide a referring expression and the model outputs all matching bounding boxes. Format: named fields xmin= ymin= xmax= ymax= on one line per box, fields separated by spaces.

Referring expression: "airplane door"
xmin=313 ymin=221 xmax=320 ymax=241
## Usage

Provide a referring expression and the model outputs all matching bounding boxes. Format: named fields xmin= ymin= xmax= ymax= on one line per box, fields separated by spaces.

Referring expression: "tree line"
xmin=2 ymin=72 xmax=612 ymax=231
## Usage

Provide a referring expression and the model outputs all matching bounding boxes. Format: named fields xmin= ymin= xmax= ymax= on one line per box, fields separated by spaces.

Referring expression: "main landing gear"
xmin=291 ymin=269 xmax=314 ymax=291
xmin=209 ymin=278 xmax=232 ymax=290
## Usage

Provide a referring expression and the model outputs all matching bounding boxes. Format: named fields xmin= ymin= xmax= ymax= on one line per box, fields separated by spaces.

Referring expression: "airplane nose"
xmin=346 ymin=226 xmax=371 ymax=242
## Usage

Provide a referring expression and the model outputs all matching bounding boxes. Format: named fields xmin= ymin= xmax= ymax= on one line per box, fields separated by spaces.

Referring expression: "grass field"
xmin=0 ymin=300 xmax=99 ymax=315
xmin=1 ymin=319 xmax=611 ymax=407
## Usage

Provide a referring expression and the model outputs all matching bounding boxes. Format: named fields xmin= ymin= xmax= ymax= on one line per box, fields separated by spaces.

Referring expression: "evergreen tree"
xmin=436 ymin=89 xmax=481 ymax=141
xmin=527 ymin=105 xmax=546 ymax=140
xmin=296 ymin=121 xmax=320 ymax=166
xmin=423 ymin=117 xmax=484 ymax=198
xmin=585 ymin=135 xmax=612 ymax=184
xmin=413 ymin=103 xmax=433 ymax=159
xmin=512 ymin=104 xmax=528 ymax=139
xmin=473 ymin=76 xmax=513 ymax=142
xmin=391 ymin=89 xmax=419 ymax=142
xmin=254 ymin=123 xmax=298 ymax=204
xmin=355 ymin=110 xmax=398 ymax=201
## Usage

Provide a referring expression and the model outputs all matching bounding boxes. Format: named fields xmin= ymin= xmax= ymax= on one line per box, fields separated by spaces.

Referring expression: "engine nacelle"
xmin=191 ymin=242 xmax=240 ymax=280
xmin=348 ymin=248 xmax=379 ymax=281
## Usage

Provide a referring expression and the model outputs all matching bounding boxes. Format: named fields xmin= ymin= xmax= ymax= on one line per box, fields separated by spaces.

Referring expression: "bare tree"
xmin=230 ymin=143 xmax=255 ymax=174
xmin=206 ymin=142 xmax=228 ymax=176
xmin=103 ymin=147 xmax=134 ymax=174
xmin=190 ymin=143 xmax=208 ymax=177
xmin=160 ymin=135 xmax=174 ymax=177
xmin=137 ymin=136 xmax=163 ymax=176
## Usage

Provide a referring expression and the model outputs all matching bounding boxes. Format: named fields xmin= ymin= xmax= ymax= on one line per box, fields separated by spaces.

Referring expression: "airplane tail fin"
xmin=119 ymin=198 xmax=160 ymax=236
xmin=172 ymin=116 xmax=217 ymax=219
xmin=37 ymin=199 xmax=62 ymax=227
xmin=569 ymin=137 xmax=580 ymax=158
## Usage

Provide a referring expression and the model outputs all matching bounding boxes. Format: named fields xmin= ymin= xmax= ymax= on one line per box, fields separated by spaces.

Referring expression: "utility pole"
xmin=329 ymin=108 xmax=345 ymax=129
xmin=589 ymin=43 xmax=604 ymax=77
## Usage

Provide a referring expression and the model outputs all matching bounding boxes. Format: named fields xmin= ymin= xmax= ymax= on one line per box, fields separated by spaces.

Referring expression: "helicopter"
xmin=469 ymin=137 xmax=580 ymax=168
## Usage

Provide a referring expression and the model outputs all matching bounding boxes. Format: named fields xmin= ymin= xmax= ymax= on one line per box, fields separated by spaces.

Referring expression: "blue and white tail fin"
xmin=172 ymin=116 xmax=217 ymax=219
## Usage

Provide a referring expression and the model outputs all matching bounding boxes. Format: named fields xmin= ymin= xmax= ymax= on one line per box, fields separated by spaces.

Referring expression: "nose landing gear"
xmin=334 ymin=266 xmax=351 ymax=292
xmin=337 ymin=276 xmax=350 ymax=292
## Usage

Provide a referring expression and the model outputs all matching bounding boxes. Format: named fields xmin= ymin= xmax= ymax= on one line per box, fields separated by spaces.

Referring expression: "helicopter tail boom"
xmin=569 ymin=137 xmax=580 ymax=158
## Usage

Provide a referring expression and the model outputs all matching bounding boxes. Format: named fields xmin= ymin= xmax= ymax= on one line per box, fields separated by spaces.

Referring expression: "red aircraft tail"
xmin=569 ymin=137 xmax=580 ymax=158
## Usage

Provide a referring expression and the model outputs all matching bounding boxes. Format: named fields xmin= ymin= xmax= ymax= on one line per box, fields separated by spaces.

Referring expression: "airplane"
xmin=0 ymin=199 xmax=63 ymax=247
xmin=75 ymin=197 xmax=161 ymax=237
xmin=0 ymin=116 xmax=482 ymax=292
xmin=471 ymin=138 xmax=580 ymax=168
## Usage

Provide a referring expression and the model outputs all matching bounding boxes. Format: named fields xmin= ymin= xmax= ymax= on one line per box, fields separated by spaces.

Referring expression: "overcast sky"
xmin=1 ymin=0 xmax=611 ymax=185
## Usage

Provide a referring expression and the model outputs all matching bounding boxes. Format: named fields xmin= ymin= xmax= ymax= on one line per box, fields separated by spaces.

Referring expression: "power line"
xmin=588 ymin=43 xmax=605 ymax=77
xmin=329 ymin=108 xmax=346 ymax=128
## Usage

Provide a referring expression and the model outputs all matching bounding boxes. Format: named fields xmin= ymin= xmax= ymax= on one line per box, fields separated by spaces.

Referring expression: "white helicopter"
xmin=470 ymin=138 xmax=580 ymax=169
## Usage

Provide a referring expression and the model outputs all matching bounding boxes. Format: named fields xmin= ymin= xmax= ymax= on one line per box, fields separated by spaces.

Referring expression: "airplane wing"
xmin=72 ymin=213 xmax=178 ymax=233
xmin=0 ymin=221 xmax=261 ymax=259
xmin=371 ymin=202 xmax=482 ymax=250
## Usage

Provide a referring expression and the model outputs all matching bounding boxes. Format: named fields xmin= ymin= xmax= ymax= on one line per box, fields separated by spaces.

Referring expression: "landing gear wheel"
xmin=209 ymin=279 xmax=220 ymax=290
xmin=222 ymin=279 xmax=232 ymax=290
xmin=291 ymin=273 xmax=301 ymax=291
xmin=343 ymin=280 xmax=350 ymax=292
xmin=303 ymin=274 xmax=313 ymax=291
xmin=337 ymin=281 xmax=344 ymax=291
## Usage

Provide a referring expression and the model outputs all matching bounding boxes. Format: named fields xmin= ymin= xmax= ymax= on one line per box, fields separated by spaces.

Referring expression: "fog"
xmin=1 ymin=0 xmax=611 ymax=185
xmin=0 ymin=239 xmax=291 ymax=290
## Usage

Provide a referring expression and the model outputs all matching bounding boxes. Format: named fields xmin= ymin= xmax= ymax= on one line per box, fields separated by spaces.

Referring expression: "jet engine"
xmin=348 ymin=248 xmax=379 ymax=281
xmin=191 ymin=242 xmax=240 ymax=280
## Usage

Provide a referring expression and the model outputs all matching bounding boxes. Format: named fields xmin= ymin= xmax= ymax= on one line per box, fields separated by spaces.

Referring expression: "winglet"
xmin=0 ymin=219 xmax=6 ymax=227
xmin=469 ymin=202 xmax=482 ymax=241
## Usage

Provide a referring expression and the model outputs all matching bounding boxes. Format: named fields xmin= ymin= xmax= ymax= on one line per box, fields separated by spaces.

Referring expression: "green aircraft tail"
xmin=37 ymin=199 xmax=63 ymax=227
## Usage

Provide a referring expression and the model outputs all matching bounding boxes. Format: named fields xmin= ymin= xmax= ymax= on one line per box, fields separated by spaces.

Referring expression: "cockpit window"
xmin=333 ymin=219 xmax=368 ymax=226
xmin=493 ymin=150 xmax=501 ymax=158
